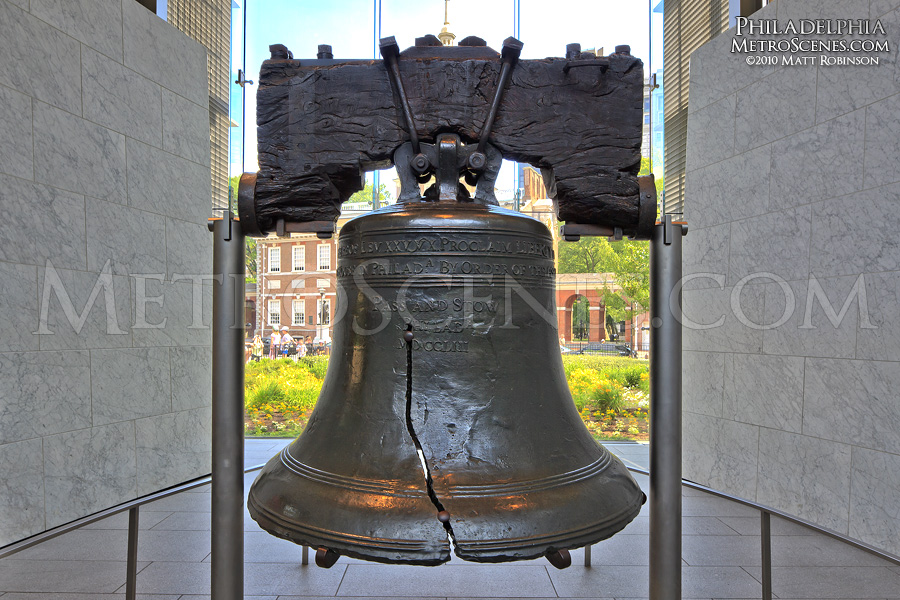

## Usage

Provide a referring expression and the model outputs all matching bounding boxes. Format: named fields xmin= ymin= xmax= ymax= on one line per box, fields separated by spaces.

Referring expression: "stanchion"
xmin=209 ymin=210 xmax=245 ymax=600
xmin=649 ymin=215 xmax=686 ymax=600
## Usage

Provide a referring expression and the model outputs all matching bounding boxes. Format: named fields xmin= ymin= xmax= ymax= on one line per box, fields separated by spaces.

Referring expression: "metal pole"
xmin=761 ymin=511 xmax=773 ymax=600
xmin=125 ymin=506 xmax=139 ymax=600
xmin=583 ymin=544 xmax=591 ymax=567
xmin=210 ymin=212 xmax=246 ymax=600
xmin=649 ymin=215 xmax=685 ymax=600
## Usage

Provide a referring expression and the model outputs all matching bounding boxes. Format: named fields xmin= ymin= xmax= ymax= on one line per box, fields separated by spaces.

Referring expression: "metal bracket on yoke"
xmin=275 ymin=219 xmax=336 ymax=239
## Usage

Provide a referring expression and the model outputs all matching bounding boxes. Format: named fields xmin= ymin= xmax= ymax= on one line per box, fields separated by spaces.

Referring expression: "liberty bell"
xmin=243 ymin=36 xmax=652 ymax=568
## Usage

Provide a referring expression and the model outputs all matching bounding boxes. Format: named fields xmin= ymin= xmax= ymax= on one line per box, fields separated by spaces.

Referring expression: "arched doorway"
xmin=571 ymin=295 xmax=590 ymax=342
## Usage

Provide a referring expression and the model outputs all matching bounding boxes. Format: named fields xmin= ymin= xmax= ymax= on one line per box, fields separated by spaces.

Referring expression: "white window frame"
xmin=267 ymin=247 xmax=281 ymax=273
xmin=292 ymin=299 xmax=305 ymax=326
xmin=267 ymin=299 xmax=281 ymax=326
xmin=317 ymin=244 xmax=331 ymax=271
xmin=292 ymin=245 xmax=305 ymax=272
xmin=317 ymin=298 xmax=331 ymax=325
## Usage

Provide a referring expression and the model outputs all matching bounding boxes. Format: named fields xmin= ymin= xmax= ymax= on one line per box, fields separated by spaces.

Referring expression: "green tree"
xmin=347 ymin=181 xmax=393 ymax=206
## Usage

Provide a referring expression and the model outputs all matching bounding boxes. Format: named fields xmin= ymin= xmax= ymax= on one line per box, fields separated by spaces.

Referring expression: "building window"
xmin=292 ymin=299 xmax=305 ymax=325
xmin=317 ymin=298 xmax=331 ymax=325
xmin=317 ymin=244 xmax=331 ymax=270
xmin=292 ymin=245 xmax=305 ymax=271
xmin=267 ymin=299 xmax=280 ymax=325
xmin=268 ymin=247 xmax=281 ymax=273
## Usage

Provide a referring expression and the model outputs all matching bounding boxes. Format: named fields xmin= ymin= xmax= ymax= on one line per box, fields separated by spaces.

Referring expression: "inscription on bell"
xmin=338 ymin=235 xmax=553 ymax=259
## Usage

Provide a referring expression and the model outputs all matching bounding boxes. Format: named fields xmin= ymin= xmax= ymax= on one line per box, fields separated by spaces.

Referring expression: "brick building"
xmin=255 ymin=233 xmax=338 ymax=344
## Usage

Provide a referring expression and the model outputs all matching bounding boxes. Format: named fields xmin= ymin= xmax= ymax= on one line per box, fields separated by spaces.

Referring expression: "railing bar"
xmin=125 ymin=506 xmax=139 ymax=600
xmin=0 ymin=463 xmax=266 ymax=559
xmin=624 ymin=464 xmax=900 ymax=567
xmin=761 ymin=511 xmax=772 ymax=600
xmin=583 ymin=543 xmax=591 ymax=567
xmin=302 ymin=545 xmax=309 ymax=565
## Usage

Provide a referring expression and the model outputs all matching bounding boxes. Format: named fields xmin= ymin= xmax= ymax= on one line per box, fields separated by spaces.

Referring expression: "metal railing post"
xmin=210 ymin=211 xmax=246 ymax=600
xmin=125 ymin=506 xmax=139 ymax=600
xmin=761 ymin=511 xmax=773 ymax=600
xmin=649 ymin=215 xmax=686 ymax=600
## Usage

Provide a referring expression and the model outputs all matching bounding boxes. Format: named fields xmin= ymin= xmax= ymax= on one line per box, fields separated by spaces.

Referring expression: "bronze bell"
xmin=248 ymin=135 xmax=644 ymax=566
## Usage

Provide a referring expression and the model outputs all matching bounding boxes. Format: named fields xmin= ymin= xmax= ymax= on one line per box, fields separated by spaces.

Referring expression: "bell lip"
xmin=247 ymin=492 xmax=452 ymax=566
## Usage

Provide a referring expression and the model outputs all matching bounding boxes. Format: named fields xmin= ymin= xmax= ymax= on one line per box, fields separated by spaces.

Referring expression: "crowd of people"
xmin=247 ymin=327 xmax=331 ymax=362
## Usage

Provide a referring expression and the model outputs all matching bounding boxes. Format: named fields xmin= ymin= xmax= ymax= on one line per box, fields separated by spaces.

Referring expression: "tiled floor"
xmin=2 ymin=439 xmax=899 ymax=599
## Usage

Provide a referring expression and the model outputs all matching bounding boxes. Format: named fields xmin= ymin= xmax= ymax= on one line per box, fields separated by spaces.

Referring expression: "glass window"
xmin=317 ymin=244 xmax=331 ymax=271
xmin=292 ymin=299 xmax=305 ymax=325
xmin=268 ymin=246 xmax=280 ymax=272
xmin=267 ymin=299 xmax=280 ymax=325
xmin=292 ymin=245 xmax=305 ymax=271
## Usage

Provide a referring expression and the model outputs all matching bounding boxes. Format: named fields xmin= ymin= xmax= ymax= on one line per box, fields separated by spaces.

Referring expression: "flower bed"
xmin=245 ymin=355 xmax=649 ymax=442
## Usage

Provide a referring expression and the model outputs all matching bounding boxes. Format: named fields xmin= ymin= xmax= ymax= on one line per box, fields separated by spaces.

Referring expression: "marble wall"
xmin=0 ymin=0 xmax=213 ymax=546
xmin=683 ymin=0 xmax=900 ymax=556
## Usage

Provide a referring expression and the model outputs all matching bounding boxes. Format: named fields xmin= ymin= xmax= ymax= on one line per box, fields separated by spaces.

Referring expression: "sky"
xmin=231 ymin=0 xmax=664 ymax=200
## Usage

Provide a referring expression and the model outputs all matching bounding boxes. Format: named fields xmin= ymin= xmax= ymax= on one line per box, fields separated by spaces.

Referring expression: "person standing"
xmin=269 ymin=328 xmax=281 ymax=360
xmin=280 ymin=326 xmax=294 ymax=360
xmin=297 ymin=335 xmax=308 ymax=358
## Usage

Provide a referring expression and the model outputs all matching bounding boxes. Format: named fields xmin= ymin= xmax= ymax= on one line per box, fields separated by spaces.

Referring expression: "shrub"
xmin=566 ymin=367 xmax=625 ymax=413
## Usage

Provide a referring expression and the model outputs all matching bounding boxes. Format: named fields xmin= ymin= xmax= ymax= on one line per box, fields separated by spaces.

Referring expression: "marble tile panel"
xmin=0 ymin=262 xmax=39 ymax=352
xmin=81 ymin=46 xmax=161 ymax=146
xmin=810 ymin=184 xmax=900 ymax=278
xmin=757 ymin=428 xmax=852 ymax=533
xmin=0 ymin=438 xmax=44 ymax=546
xmin=682 ymin=350 xmax=725 ymax=418
xmin=724 ymin=353 xmax=804 ymax=432
xmin=804 ymin=357 xmax=900 ymax=454
xmin=687 ymin=3 xmax=779 ymax=114
xmin=33 ymin=102 xmax=126 ymax=202
xmin=735 ymin=65 xmax=818 ymax=154
xmin=166 ymin=218 xmax=212 ymax=280
xmin=816 ymin=54 xmax=898 ymax=125
xmin=5 ymin=0 xmax=28 ymax=9
xmin=858 ymin=271 xmax=900 ymax=361
xmin=86 ymin=197 xmax=166 ymax=276
xmin=864 ymin=91 xmax=900 ymax=189
xmin=682 ymin=283 xmax=765 ymax=354
xmin=762 ymin=275 xmax=861 ymax=358
xmin=126 ymin=139 xmax=211 ymax=224
xmin=35 ymin=265 xmax=132 ymax=351
xmin=728 ymin=206 xmax=810 ymax=286
xmin=122 ymin=0 xmax=208 ymax=107
xmin=0 ymin=174 xmax=86 ymax=270
xmin=683 ymin=413 xmax=759 ymax=501
xmin=135 ymin=407 xmax=211 ymax=496
xmin=0 ymin=1 xmax=81 ymax=113
xmin=0 ymin=350 xmax=91 ymax=444
xmin=685 ymin=94 xmax=736 ymax=171
xmin=686 ymin=143 xmax=772 ymax=234
xmin=871 ymin=0 xmax=900 ymax=16
xmin=43 ymin=421 xmax=137 ymax=528
xmin=682 ymin=223 xmax=730 ymax=292
xmin=131 ymin=279 xmax=211 ymax=348
xmin=161 ymin=89 xmax=210 ymax=166
xmin=0 ymin=84 xmax=33 ymax=179
xmin=171 ymin=346 xmax=211 ymax=412
xmin=768 ymin=108 xmax=865 ymax=210
xmin=768 ymin=566 xmax=900 ymax=598
xmin=849 ymin=447 xmax=900 ymax=557
xmin=29 ymin=0 xmax=123 ymax=61
xmin=90 ymin=347 xmax=170 ymax=426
